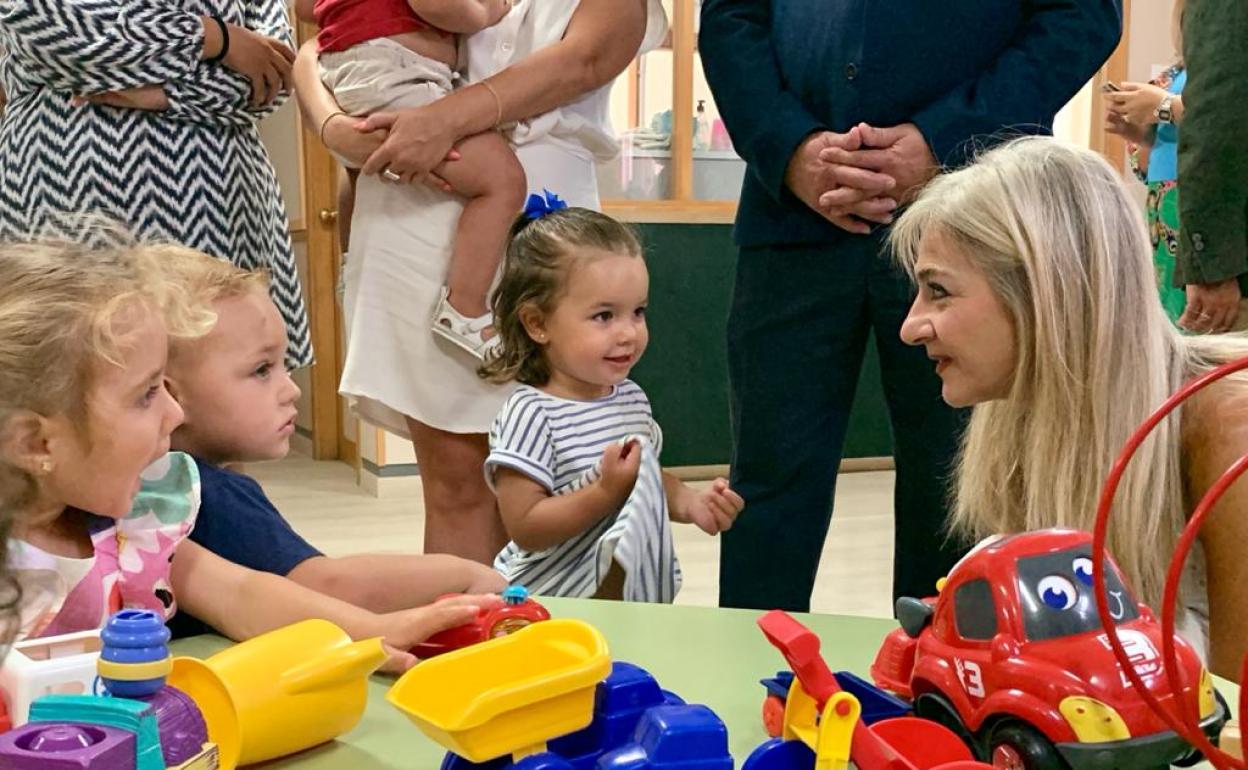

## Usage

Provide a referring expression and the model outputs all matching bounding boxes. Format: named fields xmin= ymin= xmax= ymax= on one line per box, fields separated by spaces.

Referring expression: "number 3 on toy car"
xmin=955 ymin=658 xmax=986 ymax=698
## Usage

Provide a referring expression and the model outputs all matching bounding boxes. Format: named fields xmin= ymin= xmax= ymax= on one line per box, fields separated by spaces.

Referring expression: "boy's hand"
xmin=598 ymin=438 xmax=642 ymax=506
xmin=677 ymin=478 xmax=743 ymax=535
xmin=374 ymin=593 xmax=504 ymax=674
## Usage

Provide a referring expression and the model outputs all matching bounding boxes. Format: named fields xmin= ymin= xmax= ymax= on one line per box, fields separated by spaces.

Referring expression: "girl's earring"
xmin=38 ymin=459 xmax=53 ymax=475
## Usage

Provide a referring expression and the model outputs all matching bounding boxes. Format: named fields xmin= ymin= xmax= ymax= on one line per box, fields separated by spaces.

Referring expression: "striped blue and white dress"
xmin=486 ymin=380 xmax=682 ymax=602
xmin=0 ymin=0 xmax=312 ymax=367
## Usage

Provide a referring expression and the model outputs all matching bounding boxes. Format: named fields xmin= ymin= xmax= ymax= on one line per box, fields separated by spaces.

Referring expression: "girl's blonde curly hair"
xmin=0 ymin=234 xmax=216 ymax=640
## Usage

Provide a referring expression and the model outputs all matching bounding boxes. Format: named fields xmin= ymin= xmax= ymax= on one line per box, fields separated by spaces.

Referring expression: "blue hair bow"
xmin=523 ymin=189 xmax=568 ymax=221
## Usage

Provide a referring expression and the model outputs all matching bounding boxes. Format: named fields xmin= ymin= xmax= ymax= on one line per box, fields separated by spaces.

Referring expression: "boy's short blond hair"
xmin=157 ymin=250 xmax=270 ymax=360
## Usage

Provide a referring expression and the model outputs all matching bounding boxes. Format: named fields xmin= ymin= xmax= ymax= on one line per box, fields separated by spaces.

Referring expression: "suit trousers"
xmin=719 ymin=232 xmax=969 ymax=612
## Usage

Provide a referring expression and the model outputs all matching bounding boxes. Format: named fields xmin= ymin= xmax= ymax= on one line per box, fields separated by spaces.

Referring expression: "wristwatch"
xmin=1156 ymin=94 xmax=1176 ymax=124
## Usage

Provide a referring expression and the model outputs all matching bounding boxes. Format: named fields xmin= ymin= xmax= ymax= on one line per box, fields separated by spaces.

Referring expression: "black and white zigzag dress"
xmin=0 ymin=0 xmax=312 ymax=367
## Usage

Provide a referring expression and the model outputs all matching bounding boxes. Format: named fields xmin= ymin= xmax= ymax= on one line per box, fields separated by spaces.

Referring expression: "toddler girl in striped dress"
xmin=478 ymin=195 xmax=744 ymax=601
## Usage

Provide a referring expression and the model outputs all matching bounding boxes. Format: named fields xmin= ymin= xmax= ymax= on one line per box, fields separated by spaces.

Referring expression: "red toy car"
xmin=870 ymin=529 xmax=1227 ymax=770
xmin=412 ymin=585 xmax=551 ymax=659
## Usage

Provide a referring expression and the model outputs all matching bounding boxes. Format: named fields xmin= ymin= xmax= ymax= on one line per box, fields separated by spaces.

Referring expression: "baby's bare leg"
xmin=436 ymin=131 xmax=527 ymax=318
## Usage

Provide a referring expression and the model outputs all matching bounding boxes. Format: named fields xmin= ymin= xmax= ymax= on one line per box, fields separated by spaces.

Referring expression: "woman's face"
xmin=43 ymin=303 xmax=184 ymax=519
xmin=899 ymin=230 xmax=1018 ymax=407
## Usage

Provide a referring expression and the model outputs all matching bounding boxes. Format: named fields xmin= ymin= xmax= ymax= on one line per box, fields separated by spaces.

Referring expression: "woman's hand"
xmin=359 ymin=104 xmax=463 ymax=187
xmin=72 ymin=85 xmax=169 ymax=112
xmin=1104 ymin=110 xmax=1152 ymax=145
xmin=322 ymin=114 xmax=390 ymax=167
xmin=222 ymin=24 xmax=297 ymax=108
xmin=1106 ymin=82 xmax=1169 ymax=127
xmin=374 ymin=593 xmax=505 ymax=674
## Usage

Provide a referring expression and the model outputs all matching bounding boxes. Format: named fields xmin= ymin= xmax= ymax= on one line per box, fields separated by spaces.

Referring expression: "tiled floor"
xmin=252 ymin=456 xmax=897 ymax=618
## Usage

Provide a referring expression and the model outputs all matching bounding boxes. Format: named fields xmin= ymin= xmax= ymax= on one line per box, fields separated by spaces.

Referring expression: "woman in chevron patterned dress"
xmin=0 ymin=0 xmax=313 ymax=368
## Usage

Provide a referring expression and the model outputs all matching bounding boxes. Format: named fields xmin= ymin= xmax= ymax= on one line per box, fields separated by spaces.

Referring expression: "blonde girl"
xmin=891 ymin=136 xmax=1248 ymax=677
xmin=0 ymin=237 xmax=498 ymax=669
xmin=478 ymin=205 xmax=743 ymax=601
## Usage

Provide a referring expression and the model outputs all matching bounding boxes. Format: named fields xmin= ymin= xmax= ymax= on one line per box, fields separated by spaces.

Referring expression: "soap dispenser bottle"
xmin=693 ymin=99 xmax=710 ymax=151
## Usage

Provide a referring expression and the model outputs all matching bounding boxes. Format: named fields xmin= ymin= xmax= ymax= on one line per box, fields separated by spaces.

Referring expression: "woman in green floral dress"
xmin=1106 ymin=2 xmax=1187 ymax=323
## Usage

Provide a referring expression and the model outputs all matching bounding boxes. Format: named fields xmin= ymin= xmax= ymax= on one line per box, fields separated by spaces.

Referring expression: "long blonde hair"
xmin=890 ymin=137 xmax=1248 ymax=608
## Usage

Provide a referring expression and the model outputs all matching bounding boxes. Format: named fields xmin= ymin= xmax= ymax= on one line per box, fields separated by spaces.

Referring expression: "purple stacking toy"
xmin=0 ymin=611 xmax=212 ymax=769
xmin=0 ymin=722 xmax=136 ymax=769
xmin=143 ymin=686 xmax=209 ymax=766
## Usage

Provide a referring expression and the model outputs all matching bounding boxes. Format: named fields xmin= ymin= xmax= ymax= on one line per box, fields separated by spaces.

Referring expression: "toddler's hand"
xmin=683 ymin=478 xmax=744 ymax=536
xmin=374 ymin=593 xmax=504 ymax=674
xmin=599 ymin=438 xmax=642 ymax=506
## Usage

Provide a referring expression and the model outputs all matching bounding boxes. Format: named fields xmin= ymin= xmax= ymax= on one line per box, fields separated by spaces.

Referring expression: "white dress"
xmin=340 ymin=0 xmax=668 ymax=437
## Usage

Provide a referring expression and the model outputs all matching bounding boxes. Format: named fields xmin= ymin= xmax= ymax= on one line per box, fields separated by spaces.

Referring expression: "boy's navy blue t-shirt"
xmin=168 ymin=456 xmax=322 ymax=638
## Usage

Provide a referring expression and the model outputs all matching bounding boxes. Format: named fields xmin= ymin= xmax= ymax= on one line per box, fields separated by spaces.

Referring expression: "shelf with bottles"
xmin=599 ymin=0 xmax=739 ymax=223
xmin=596 ymin=147 xmax=745 ymax=204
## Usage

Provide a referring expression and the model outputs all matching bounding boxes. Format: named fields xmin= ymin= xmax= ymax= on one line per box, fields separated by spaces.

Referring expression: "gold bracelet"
xmin=318 ymin=109 xmax=347 ymax=146
xmin=478 ymin=80 xmax=503 ymax=129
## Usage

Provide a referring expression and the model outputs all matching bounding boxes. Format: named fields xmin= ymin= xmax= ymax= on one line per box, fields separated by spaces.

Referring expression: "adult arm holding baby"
xmin=300 ymin=0 xmax=649 ymax=184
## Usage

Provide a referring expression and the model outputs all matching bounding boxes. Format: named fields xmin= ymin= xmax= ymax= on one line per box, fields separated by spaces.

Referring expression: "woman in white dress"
xmin=293 ymin=0 xmax=668 ymax=562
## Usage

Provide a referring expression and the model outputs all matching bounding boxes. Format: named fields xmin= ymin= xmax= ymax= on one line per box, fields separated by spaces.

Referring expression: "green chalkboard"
xmin=629 ymin=223 xmax=894 ymax=467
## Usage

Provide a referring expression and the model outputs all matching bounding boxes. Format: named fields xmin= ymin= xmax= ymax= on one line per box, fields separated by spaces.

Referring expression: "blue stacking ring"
xmin=99 ymin=610 xmax=171 ymax=698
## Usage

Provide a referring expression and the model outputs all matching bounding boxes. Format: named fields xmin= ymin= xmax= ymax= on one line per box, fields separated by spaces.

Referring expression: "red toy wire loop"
xmin=1091 ymin=355 xmax=1248 ymax=770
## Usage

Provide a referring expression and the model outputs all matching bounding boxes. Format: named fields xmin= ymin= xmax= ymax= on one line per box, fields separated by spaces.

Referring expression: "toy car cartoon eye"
xmin=1038 ymin=575 xmax=1078 ymax=610
xmin=1071 ymin=556 xmax=1094 ymax=586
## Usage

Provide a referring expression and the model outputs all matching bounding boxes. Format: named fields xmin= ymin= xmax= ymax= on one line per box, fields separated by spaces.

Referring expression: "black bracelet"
xmin=205 ymin=15 xmax=230 ymax=64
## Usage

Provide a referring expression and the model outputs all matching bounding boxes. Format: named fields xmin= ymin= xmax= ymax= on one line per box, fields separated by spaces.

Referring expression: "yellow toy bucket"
xmin=168 ymin=619 xmax=387 ymax=769
xmin=387 ymin=619 xmax=610 ymax=763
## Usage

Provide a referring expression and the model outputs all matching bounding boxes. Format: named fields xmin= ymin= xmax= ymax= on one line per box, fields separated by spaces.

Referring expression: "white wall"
xmin=1129 ymin=0 xmax=1180 ymax=82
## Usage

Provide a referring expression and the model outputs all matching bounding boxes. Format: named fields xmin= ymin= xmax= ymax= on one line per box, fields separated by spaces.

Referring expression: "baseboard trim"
xmin=289 ymin=431 xmax=315 ymax=459
xmin=361 ymin=459 xmax=420 ymax=478
xmin=354 ymin=455 xmax=897 ymax=495
xmin=667 ymin=456 xmax=894 ymax=482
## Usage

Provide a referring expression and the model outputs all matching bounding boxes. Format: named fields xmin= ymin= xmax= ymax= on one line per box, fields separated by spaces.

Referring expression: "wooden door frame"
xmin=1090 ymin=0 xmax=1131 ymax=167
xmin=296 ymin=18 xmax=357 ymax=465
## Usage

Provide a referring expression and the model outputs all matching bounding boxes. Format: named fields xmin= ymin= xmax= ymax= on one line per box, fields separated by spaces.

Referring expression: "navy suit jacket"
xmin=699 ymin=0 xmax=1122 ymax=248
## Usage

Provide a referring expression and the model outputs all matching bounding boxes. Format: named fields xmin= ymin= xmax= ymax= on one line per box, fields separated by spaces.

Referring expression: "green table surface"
xmin=169 ymin=598 xmax=1240 ymax=769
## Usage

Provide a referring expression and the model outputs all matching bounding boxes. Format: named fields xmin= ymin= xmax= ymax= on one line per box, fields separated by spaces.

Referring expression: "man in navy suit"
xmin=701 ymin=0 xmax=1122 ymax=611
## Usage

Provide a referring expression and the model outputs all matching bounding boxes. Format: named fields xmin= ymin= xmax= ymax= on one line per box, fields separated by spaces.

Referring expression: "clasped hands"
xmin=786 ymin=122 xmax=938 ymax=235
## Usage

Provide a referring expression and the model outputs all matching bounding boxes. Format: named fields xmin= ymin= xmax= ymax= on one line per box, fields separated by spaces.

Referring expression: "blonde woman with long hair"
xmin=891 ymin=136 xmax=1248 ymax=678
